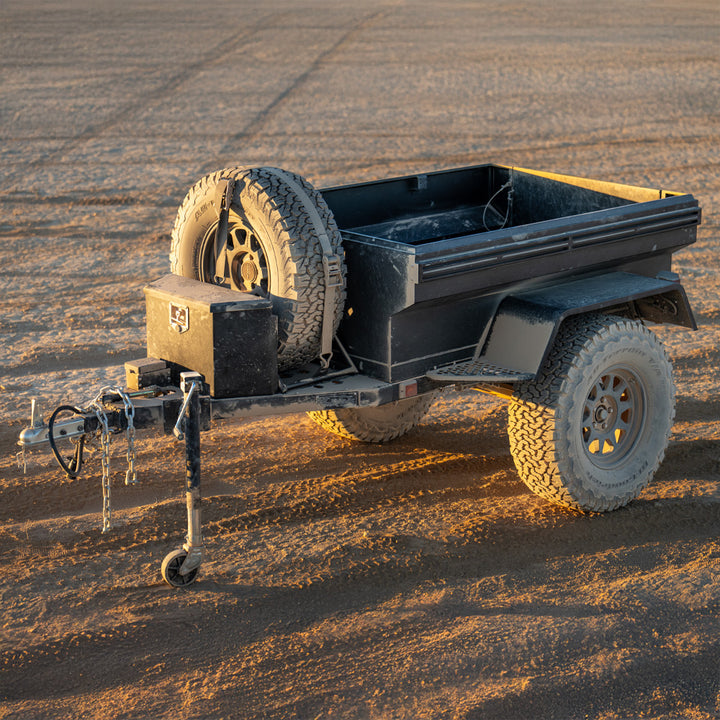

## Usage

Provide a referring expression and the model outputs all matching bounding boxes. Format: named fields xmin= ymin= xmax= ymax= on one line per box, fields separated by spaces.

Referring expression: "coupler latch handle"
xmin=172 ymin=374 xmax=200 ymax=441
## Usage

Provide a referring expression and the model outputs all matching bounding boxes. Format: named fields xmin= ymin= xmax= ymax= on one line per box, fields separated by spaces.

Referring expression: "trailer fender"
xmin=478 ymin=271 xmax=695 ymax=378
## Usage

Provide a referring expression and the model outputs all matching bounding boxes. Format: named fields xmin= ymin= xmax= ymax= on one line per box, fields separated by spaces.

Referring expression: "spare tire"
xmin=170 ymin=166 xmax=346 ymax=371
xmin=307 ymin=393 xmax=436 ymax=443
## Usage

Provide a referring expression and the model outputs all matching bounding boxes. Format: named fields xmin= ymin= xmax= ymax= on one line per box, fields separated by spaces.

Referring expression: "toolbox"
xmin=144 ymin=274 xmax=278 ymax=398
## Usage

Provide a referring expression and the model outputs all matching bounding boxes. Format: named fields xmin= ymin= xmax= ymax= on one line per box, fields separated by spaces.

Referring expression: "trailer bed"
xmin=321 ymin=165 xmax=699 ymax=381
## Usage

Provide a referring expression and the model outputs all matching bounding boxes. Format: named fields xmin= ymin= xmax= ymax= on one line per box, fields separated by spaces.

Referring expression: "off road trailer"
xmin=18 ymin=164 xmax=700 ymax=587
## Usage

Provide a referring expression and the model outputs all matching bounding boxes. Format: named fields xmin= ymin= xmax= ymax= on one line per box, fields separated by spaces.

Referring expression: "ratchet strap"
xmin=264 ymin=168 xmax=344 ymax=368
xmin=213 ymin=176 xmax=237 ymax=284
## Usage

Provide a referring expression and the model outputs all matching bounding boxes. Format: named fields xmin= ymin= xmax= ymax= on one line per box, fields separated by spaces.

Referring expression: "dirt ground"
xmin=1 ymin=1 xmax=719 ymax=718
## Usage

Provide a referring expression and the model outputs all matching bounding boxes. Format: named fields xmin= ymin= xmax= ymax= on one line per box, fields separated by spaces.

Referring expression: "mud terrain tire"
xmin=170 ymin=166 xmax=345 ymax=371
xmin=508 ymin=314 xmax=675 ymax=512
xmin=308 ymin=394 xmax=436 ymax=443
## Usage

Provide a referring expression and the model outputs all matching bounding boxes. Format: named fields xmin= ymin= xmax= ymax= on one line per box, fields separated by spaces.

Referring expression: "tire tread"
xmin=308 ymin=394 xmax=436 ymax=443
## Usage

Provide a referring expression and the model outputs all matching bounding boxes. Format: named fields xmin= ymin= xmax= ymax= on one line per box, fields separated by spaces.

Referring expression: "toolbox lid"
xmin=144 ymin=274 xmax=272 ymax=313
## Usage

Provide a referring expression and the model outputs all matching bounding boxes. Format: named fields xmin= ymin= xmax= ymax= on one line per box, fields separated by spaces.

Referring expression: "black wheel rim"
xmin=201 ymin=218 xmax=269 ymax=294
xmin=581 ymin=365 xmax=646 ymax=469
xmin=165 ymin=554 xmax=198 ymax=587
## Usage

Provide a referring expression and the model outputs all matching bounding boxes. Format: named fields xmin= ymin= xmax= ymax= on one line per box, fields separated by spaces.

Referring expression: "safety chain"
xmin=84 ymin=386 xmax=138 ymax=532
xmin=114 ymin=389 xmax=137 ymax=485
xmin=92 ymin=403 xmax=112 ymax=534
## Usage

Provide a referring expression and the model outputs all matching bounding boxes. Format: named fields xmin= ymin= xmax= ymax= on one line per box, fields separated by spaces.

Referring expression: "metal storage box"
xmin=145 ymin=274 xmax=278 ymax=398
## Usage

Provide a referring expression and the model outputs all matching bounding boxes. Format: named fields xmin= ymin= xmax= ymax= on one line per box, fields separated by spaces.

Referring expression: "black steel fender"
xmin=478 ymin=271 xmax=696 ymax=378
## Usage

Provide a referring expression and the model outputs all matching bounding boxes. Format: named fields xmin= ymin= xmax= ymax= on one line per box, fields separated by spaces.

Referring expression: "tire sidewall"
xmin=172 ymin=178 xmax=218 ymax=280
xmin=556 ymin=326 xmax=674 ymax=506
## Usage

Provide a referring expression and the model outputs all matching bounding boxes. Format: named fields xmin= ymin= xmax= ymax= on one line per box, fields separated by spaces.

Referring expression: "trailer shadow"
xmin=3 ymin=406 xmax=719 ymax=715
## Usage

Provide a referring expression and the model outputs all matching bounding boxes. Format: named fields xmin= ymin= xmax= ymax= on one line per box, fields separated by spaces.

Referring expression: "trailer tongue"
xmin=17 ymin=163 xmax=700 ymax=587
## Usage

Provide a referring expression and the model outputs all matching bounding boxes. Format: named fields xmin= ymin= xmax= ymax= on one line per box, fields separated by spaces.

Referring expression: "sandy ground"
xmin=1 ymin=1 xmax=719 ymax=718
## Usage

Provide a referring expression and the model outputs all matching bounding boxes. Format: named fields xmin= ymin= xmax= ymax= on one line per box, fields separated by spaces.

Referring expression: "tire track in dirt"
xmin=675 ymin=396 xmax=720 ymax=424
xmin=0 ymin=12 xmax=285 ymax=194
xmin=197 ymin=8 xmax=393 ymax=176
xmin=0 ymin=193 xmax=155 ymax=207
xmin=197 ymin=596 xmax=720 ymax=719
xmin=475 ymin=640 xmax=720 ymax=720
xmin=0 ymin=8 xmax=390 ymax=197
xmin=2 ymin=447 xmax=718 ymax=713
xmin=206 ymin=450 xmax=504 ymax=535
xmin=0 ymin=617 xmax=199 ymax=701
xmin=340 ymin=130 xmax=720 ymax=182
xmin=3 ymin=346 xmax=142 ymax=377
xmin=0 ymin=448 xmax=494 ymax=537
xmin=660 ymin=437 xmax=720 ymax=479
xmin=5 ymin=498 xmax=717 ymax=707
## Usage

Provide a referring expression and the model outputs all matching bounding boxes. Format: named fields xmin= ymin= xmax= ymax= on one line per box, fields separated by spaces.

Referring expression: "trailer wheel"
xmin=161 ymin=548 xmax=199 ymax=587
xmin=507 ymin=314 xmax=675 ymax=512
xmin=307 ymin=393 xmax=436 ymax=443
xmin=170 ymin=166 xmax=346 ymax=371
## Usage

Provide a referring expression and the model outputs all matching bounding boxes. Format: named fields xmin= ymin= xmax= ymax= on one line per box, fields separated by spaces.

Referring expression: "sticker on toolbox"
xmin=169 ymin=302 xmax=189 ymax=333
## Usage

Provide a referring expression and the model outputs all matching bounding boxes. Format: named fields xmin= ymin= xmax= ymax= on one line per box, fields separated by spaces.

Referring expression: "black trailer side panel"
xmin=322 ymin=165 xmax=699 ymax=383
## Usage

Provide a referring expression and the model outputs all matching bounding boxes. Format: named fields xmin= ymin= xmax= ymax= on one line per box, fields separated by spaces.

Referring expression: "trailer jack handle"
xmin=161 ymin=371 xmax=205 ymax=587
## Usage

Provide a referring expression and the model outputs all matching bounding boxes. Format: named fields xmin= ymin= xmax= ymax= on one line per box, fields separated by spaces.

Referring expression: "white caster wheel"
xmin=161 ymin=548 xmax=199 ymax=587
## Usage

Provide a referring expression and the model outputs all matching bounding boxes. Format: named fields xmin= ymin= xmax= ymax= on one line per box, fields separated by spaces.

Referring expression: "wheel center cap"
xmin=594 ymin=396 xmax=617 ymax=428
xmin=241 ymin=259 xmax=259 ymax=284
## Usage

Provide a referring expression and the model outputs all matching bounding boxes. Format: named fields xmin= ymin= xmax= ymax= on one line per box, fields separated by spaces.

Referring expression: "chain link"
xmin=93 ymin=403 xmax=112 ymax=533
xmin=115 ymin=389 xmax=137 ymax=485
xmin=84 ymin=386 xmax=138 ymax=532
